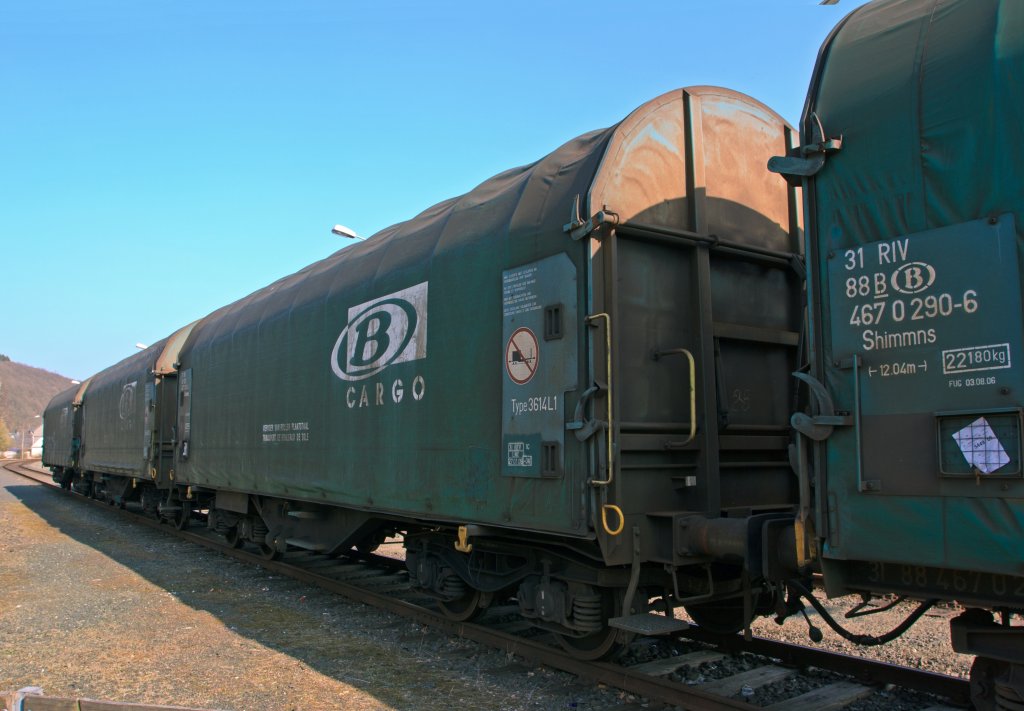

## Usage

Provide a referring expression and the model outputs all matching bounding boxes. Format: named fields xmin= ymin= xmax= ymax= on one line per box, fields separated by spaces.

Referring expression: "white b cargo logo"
xmin=118 ymin=381 xmax=137 ymax=432
xmin=331 ymin=282 xmax=428 ymax=382
xmin=119 ymin=382 xmax=137 ymax=420
xmin=890 ymin=261 xmax=936 ymax=294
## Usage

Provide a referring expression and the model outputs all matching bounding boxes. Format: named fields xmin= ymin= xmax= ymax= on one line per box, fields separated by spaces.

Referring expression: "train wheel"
xmin=173 ymin=505 xmax=190 ymax=531
xmin=259 ymin=543 xmax=282 ymax=561
xmin=225 ymin=526 xmax=244 ymax=549
xmin=141 ymin=490 xmax=159 ymax=519
xmin=556 ymin=624 xmax=623 ymax=660
xmin=969 ymin=656 xmax=1024 ymax=711
xmin=438 ymin=589 xmax=486 ymax=622
xmin=556 ymin=588 xmax=628 ymax=661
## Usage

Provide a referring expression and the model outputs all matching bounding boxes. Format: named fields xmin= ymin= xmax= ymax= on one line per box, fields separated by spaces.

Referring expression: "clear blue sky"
xmin=2 ymin=1 xmax=865 ymax=381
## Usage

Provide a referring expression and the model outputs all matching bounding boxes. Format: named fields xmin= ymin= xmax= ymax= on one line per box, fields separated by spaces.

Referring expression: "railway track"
xmin=4 ymin=460 xmax=971 ymax=711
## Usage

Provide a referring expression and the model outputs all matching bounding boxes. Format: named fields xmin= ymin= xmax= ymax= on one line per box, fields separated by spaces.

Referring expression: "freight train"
xmin=43 ymin=0 xmax=1022 ymax=707
xmin=46 ymin=84 xmax=805 ymax=660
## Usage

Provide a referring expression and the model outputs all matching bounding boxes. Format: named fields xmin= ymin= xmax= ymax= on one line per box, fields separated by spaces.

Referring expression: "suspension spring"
xmin=572 ymin=592 xmax=604 ymax=632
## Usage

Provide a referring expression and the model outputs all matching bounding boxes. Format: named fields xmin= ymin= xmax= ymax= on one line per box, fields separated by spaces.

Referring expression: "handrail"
xmin=653 ymin=348 xmax=697 ymax=446
xmin=586 ymin=313 xmax=614 ymax=486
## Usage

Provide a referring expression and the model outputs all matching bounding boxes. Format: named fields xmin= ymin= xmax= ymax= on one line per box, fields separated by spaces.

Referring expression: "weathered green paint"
xmin=163 ymin=87 xmax=800 ymax=565
xmin=804 ymin=0 xmax=1024 ymax=580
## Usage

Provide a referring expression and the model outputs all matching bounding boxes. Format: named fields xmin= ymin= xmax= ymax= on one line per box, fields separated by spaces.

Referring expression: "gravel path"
xmin=0 ymin=466 xmax=973 ymax=710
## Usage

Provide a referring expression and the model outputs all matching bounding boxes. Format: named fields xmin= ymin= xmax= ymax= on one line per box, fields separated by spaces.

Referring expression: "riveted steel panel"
xmin=501 ymin=254 xmax=578 ymax=478
xmin=824 ymin=217 xmax=1024 ymax=499
xmin=827 ymin=216 xmax=1022 ymax=403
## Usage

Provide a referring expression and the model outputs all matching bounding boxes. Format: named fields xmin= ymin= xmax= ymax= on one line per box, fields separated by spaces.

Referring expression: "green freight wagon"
xmin=42 ymin=382 xmax=86 ymax=485
xmin=78 ymin=342 xmax=167 ymax=498
xmin=771 ymin=0 xmax=1024 ymax=701
xmin=171 ymin=86 xmax=805 ymax=652
xmin=44 ymin=323 xmax=198 ymax=520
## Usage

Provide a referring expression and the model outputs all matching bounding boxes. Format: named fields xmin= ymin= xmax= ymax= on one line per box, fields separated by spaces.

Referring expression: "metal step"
xmin=608 ymin=613 xmax=690 ymax=635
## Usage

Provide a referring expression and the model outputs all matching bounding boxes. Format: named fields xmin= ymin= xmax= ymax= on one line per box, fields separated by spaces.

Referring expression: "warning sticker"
xmin=505 ymin=327 xmax=539 ymax=385
xmin=952 ymin=417 xmax=1011 ymax=474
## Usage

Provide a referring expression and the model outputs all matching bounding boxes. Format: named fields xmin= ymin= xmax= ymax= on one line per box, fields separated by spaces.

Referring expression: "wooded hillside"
xmin=0 ymin=358 xmax=76 ymax=448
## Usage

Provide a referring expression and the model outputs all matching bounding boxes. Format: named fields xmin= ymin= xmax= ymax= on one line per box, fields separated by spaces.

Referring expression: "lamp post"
xmin=331 ymin=224 xmax=363 ymax=241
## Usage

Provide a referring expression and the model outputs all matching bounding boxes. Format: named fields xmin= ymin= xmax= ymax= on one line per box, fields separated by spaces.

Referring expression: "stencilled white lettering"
xmin=345 ymin=376 xmax=425 ymax=410
xmin=261 ymin=421 xmax=310 ymax=443
xmin=866 ymin=360 xmax=928 ymax=379
xmin=834 ymin=219 xmax=1020 ymax=395
xmin=942 ymin=344 xmax=1011 ymax=375
xmin=839 ymin=242 xmax=981 ymax=363
xmin=507 ymin=441 xmax=533 ymax=468
xmin=502 ymin=267 xmax=541 ymax=317
xmin=510 ymin=395 xmax=558 ymax=417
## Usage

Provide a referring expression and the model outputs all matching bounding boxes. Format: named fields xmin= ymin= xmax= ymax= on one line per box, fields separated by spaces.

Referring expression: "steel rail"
xmin=680 ymin=626 xmax=971 ymax=705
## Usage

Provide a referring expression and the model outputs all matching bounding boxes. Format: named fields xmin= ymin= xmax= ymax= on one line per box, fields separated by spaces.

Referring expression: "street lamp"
xmin=331 ymin=224 xmax=363 ymax=241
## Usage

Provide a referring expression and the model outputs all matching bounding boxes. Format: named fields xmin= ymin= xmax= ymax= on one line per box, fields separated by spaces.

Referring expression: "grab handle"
xmin=586 ymin=313 xmax=614 ymax=486
xmin=654 ymin=348 xmax=696 ymax=446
